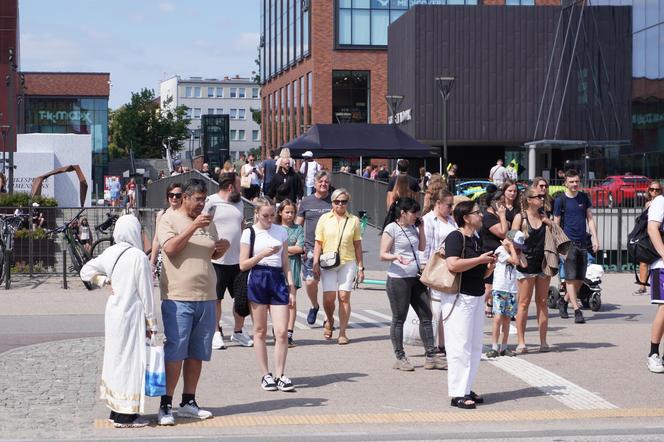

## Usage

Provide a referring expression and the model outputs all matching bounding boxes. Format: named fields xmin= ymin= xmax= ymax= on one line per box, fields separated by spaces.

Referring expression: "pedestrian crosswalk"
xmin=220 ymin=309 xmax=392 ymax=330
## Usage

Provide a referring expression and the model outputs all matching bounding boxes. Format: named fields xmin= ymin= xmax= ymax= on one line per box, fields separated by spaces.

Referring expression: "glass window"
xmin=339 ymin=9 xmax=352 ymax=45
xmin=253 ymin=130 xmax=260 ymax=141
xmin=332 ymin=70 xmax=370 ymax=124
xmin=185 ymin=87 xmax=192 ymax=97
xmin=252 ymin=87 xmax=259 ymax=98
xmin=353 ymin=0 xmax=370 ymax=8
xmin=230 ymin=88 xmax=237 ymax=98
xmin=207 ymin=108 xmax=214 ymax=115
xmin=307 ymin=72 xmax=312 ymax=126
xmin=193 ymin=108 xmax=201 ymax=119
xmin=371 ymin=10 xmax=389 ymax=45
xmin=216 ymin=87 xmax=223 ymax=97
xmin=239 ymin=109 xmax=246 ymax=119
xmin=194 ymin=87 xmax=201 ymax=98
xmin=231 ymin=129 xmax=237 ymax=140
xmin=238 ymin=130 xmax=246 ymax=141
xmin=216 ymin=108 xmax=223 ymax=114
xmin=185 ymin=108 xmax=192 ymax=119
xmin=506 ymin=0 xmax=534 ymax=5
xmin=303 ymin=0 xmax=310 ymax=54
xmin=207 ymin=87 xmax=214 ymax=97
xmin=239 ymin=88 xmax=246 ymax=98
xmin=352 ymin=9 xmax=371 ymax=45
xmin=230 ymin=108 xmax=238 ymax=119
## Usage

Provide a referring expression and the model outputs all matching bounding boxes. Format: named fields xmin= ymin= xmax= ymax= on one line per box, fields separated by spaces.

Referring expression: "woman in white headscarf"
xmin=80 ymin=215 xmax=157 ymax=428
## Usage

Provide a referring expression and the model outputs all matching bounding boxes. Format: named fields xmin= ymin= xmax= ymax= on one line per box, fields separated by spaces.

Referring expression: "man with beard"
xmin=204 ymin=172 xmax=254 ymax=350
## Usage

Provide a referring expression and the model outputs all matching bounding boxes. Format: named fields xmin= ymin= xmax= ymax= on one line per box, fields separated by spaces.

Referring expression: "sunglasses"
xmin=167 ymin=192 xmax=183 ymax=199
xmin=333 ymin=200 xmax=349 ymax=205
xmin=528 ymin=195 xmax=545 ymax=200
xmin=538 ymin=184 xmax=548 ymax=188
xmin=650 ymin=187 xmax=662 ymax=193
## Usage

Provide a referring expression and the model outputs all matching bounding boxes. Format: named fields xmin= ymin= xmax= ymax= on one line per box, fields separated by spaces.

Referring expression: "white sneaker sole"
xmin=231 ymin=337 xmax=253 ymax=347
xmin=648 ymin=365 xmax=664 ymax=373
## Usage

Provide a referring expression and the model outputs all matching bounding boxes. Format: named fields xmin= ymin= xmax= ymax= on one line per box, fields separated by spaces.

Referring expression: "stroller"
xmin=547 ymin=263 xmax=604 ymax=312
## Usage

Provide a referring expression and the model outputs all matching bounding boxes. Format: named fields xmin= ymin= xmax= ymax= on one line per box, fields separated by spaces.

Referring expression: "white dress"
xmin=80 ymin=215 xmax=157 ymax=414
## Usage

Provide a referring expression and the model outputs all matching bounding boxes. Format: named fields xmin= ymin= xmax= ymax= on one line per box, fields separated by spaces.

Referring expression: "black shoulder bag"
xmin=233 ymin=227 xmax=256 ymax=318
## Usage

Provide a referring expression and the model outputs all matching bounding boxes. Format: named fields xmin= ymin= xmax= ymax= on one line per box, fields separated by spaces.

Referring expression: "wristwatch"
xmin=357 ymin=266 xmax=365 ymax=271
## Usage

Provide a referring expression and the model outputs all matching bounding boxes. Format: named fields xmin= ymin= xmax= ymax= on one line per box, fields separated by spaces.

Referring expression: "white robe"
xmin=80 ymin=215 xmax=157 ymax=414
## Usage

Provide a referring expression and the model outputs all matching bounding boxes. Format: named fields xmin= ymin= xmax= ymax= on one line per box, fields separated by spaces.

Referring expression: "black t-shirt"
xmin=479 ymin=207 xmax=517 ymax=253
xmin=387 ymin=174 xmax=420 ymax=193
xmin=376 ymin=170 xmax=390 ymax=182
xmin=444 ymin=230 xmax=487 ymax=296
xmin=517 ymin=217 xmax=546 ymax=274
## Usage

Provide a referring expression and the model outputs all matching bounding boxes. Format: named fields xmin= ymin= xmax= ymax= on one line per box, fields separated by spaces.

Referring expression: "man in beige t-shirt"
xmin=156 ymin=179 xmax=229 ymax=425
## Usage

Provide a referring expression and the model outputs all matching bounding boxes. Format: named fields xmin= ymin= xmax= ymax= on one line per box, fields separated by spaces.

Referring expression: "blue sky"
xmin=19 ymin=0 xmax=260 ymax=109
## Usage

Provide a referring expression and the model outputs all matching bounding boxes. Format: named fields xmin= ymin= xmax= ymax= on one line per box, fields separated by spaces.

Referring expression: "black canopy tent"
xmin=281 ymin=124 xmax=439 ymax=159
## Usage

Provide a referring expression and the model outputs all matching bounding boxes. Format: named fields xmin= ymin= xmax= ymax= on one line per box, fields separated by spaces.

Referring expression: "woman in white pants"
xmin=444 ymin=200 xmax=496 ymax=409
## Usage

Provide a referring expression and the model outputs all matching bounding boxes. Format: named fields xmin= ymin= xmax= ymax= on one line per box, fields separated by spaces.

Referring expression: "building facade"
xmin=0 ymin=0 xmax=20 ymax=159
xmin=21 ymin=72 xmax=110 ymax=198
xmin=259 ymin=0 xmax=560 ymax=165
xmin=159 ymin=76 xmax=261 ymax=161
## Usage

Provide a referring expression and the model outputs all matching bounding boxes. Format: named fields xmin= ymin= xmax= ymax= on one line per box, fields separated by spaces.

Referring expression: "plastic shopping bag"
xmin=145 ymin=344 xmax=166 ymax=397
xmin=403 ymin=306 xmax=422 ymax=347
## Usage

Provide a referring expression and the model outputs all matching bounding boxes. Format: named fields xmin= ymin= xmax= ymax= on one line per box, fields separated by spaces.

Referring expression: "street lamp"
xmin=435 ymin=75 xmax=456 ymax=175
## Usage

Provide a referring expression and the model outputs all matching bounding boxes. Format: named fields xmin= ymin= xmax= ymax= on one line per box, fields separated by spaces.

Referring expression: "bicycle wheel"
xmin=0 ymin=241 xmax=6 ymax=287
xmin=69 ymin=243 xmax=93 ymax=290
xmin=4 ymin=250 xmax=11 ymax=290
xmin=90 ymin=238 xmax=113 ymax=259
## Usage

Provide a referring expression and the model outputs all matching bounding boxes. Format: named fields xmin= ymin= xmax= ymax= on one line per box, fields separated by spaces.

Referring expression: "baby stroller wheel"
xmin=589 ymin=293 xmax=602 ymax=312
xmin=548 ymin=286 xmax=560 ymax=309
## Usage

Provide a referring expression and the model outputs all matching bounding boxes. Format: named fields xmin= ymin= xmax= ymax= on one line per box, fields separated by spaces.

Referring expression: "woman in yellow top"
xmin=313 ymin=188 xmax=364 ymax=344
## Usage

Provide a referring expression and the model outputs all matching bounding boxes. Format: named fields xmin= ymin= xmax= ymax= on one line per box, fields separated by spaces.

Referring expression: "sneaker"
xmin=424 ymin=355 xmax=447 ymax=370
xmin=177 ymin=400 xmax=213 ymax=420
xmin=306 ymin=306 xmax=319 ymax=325
xmin=500 ymin=348 xmax=517 ymax=357
xmin=231 ymin=331 xmax=254 ymax=347
xmin=647 ymin=354 xmax=664 ymax=373
xmin=393 ymin=357 xmax=415 ymax=371
xmin=113 ymin=416 xmax=150 ymax=428
xmin=157 ymin=404 xmax=175 ymax=426
xmin=436 ymin=346 xmax=446 ymax=356
xmin=574 ymin=309 xmax=585 ymax=324
xmin=277 ymin=375 xmax=295 ymax=392
xmin=212 ymin=331 xmax=226 ymax=350
xmin=288 ymin=336 xmax=296 ymax=348
xmin=262 ymin=373 xmax=278 ymax=391
xmin=558 ymin=298 xmax=569 ymax=319
xmin=485 ymin=349 xmax=500 ymax=358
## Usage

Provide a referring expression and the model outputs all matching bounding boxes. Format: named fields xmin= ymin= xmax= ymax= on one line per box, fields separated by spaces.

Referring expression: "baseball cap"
xmin=302 ymin=151 xmax=313 ymax=158
xmin=507 ymin=230 xmax=525 ymax=248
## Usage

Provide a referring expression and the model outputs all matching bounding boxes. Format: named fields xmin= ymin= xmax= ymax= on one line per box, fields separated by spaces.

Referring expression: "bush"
xmin=14 ymin=228 xmax=49 ymax=240
xmin=0 ymin=193 xmax=58 ymax=207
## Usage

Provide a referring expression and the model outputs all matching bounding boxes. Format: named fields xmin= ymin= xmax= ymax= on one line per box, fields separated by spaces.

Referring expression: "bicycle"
xmin=0 ymin=213 xmax=29 ymax=289
xmin=47 ymin=208 xmax=93 ymax=290
xmin=89 ymin=212 xmax=119 ymax=259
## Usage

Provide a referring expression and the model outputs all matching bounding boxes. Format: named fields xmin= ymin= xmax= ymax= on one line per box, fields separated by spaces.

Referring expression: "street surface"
xmin=1 ymin=229 xmax=664 ymax=441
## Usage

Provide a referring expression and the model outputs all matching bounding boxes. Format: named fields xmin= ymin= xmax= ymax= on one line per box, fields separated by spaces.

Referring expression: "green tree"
xmin=109 ymin=88 xmax=190 ymax=158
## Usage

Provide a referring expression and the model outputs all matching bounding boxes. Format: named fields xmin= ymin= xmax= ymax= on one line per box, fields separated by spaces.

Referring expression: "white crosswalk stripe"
xmin=220 ymin=309 xmax=392 ymax=331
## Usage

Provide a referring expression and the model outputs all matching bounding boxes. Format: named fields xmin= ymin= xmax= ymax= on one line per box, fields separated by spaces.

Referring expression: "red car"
xmin=585 ymin=175 xmax=652 ymax=208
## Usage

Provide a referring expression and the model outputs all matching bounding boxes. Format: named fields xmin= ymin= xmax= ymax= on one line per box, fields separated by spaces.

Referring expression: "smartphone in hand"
xmin=207 ymin=205 xmax=216 ymax=217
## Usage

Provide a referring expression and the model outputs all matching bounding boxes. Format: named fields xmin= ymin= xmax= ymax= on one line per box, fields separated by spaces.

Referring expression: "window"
xmin=332 ymin=70 xmax=370 ymax=124
xmin=506 ymin=0 xmax=534 ymax=4
xmin=207 ymin=87 xmax=214 ymax=98
xmin=216 ymin=87 xmax=223 ymax=97
xmin=185 ymin=86 xmax=192 ymax=97
xmin=194 ymin=87 xmax=201 ymax=98
xmin=239 ymin=88 xmax=246 ymax=98
xmin=207 ymin=108 xmax=214 ymax=115
xmin=230 ymin=108 xmax=238 ymax=119
xmin=239 ymin=129 xmax=246 ymax=141
xmin=252 ymin=87 xmax=259 ymax=98
xmin=337 ymin=0 xmax=478 ymax=47
xmin=193 ymin=108 xmax=202 ymax=119
xmin=184 ymin=107 xmax=192 ymax=118
xmin=216 ymin=108 xmax=223 ymax=114
xmin=252 ymin=130 xmax=260 ymax=141
xmin=231 ymin=129 xmax=237 ymax=140
xmin=306 ymin=72 xmax=312 ymax=126
xmin=230 ymin=88 xmax=237 ymax=98
xmin=238 ymin=109 xmax=246 ymax=120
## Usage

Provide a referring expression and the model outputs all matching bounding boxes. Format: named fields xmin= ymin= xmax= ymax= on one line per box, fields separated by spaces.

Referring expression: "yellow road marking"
xmin=95 ymin=408 xmax=664 ymax=429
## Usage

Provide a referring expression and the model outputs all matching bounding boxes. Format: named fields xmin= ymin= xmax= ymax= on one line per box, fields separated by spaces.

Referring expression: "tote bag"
xmin=420 ymin=246 xmax=459 ymax=293
xmin=145 ymin=343 xmax=166 ymax=397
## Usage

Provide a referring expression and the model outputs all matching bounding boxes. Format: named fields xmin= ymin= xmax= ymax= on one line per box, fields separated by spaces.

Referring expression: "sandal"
xmin=450 ymin=396 xmax=476 ymax=409
xmin=468 ymin=391 xmax=484 ymax=404
xmin=485 ymin=303 xmax=494 ymax=319
xmin=323 ymin=320 xmax=334 ymax=340
xmin=516 ymin=345 xmax=528 ymax=355
xmin=338 ymin=336 xmax=349 ymax=345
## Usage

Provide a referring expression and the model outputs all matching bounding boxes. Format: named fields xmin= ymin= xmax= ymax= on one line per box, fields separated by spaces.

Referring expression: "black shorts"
xmin=563 ymin=242 xmax=588 ymax=281
xmin=213 ymin=263 xmax=241 ymax=300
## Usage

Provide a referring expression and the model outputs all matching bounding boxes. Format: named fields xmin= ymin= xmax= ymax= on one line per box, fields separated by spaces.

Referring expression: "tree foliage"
xmin=109 ymin=88 xmax=191 ymax=159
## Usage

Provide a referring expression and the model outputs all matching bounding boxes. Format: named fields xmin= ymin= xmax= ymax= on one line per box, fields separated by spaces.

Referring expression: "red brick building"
xmin=0 ymin=0 xmax=20 ymax=154
xmin=259 ymin=0 xmax=560 ymax=166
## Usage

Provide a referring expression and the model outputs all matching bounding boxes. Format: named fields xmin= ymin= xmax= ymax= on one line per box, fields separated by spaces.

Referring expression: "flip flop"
xmin=323 ymin=320 xmax=334 ymax=340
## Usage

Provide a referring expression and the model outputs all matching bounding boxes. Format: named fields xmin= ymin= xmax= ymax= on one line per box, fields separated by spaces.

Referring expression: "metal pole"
xmin=62 ymin=248 xmax=68 ymax=289
xmin=441 ymin=97 xmax=447 ymax=175
xmin=28 ymin=206 xmax=33 ymax=276
xmin=6 ymin=49 xmax=15 ymax=193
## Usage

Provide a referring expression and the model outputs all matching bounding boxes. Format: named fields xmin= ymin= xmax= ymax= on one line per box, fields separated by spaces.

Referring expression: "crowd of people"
xmin=78 ymin=149 xmax=664 ymax=427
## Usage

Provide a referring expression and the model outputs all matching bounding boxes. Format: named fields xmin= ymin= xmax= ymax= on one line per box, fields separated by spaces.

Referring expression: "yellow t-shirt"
xmin=158 ymin=209 xmax=218 ymax=301
xmin=315 ymin=212 xmax=362 ymax=265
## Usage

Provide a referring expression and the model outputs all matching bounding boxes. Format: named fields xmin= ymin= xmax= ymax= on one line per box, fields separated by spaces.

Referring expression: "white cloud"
xmin=159 ymin=2 xmax=176 ymax=13
xmin=20 ymin=33 xmax=82 ymax=70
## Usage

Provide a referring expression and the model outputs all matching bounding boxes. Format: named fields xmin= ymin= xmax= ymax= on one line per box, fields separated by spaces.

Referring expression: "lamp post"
xmin=435 ymin=75 xmax=456 ymax=175
xmin=0 ymin=125 xmax=9 ymax=175
xmin=385 ymin=95 xmax=404 ymax=173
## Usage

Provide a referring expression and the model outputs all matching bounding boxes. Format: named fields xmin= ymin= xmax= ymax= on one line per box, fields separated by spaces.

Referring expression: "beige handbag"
xmin=420 ymin=233 xmax=465 ymax=293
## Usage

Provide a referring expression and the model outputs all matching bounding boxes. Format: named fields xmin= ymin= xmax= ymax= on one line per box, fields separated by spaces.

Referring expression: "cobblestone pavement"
xmin=0 ymin=337 xmax=102 ymax=440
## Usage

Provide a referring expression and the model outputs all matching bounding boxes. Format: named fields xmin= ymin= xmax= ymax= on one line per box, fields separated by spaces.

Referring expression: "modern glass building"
xmin=22 ymin=73 xmax=110 ymax=198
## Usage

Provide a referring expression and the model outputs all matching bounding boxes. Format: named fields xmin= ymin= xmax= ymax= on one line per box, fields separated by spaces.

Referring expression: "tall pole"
xmin=6 ymin=48 xmax=16 ymax=193
xmin=442 ymin=98 xmax=447 ymax=175
xmin=435 ymin=76 xmax=455 ymax=176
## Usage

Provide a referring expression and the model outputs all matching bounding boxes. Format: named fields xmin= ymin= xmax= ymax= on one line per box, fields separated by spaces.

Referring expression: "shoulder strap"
xmin=398 ymin=224 xmax=421 ymax=269
xmin=111 ymin=246 xmax=132 ymax=276
xmin=336 ymin=217 xmax=349 ymax=253
xmin=249 ymin=226 xmax=256 ymax=258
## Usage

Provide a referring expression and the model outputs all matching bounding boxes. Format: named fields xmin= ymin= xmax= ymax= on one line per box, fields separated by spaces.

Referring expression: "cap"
xmin=302 ymin=150 xmax=313 ymax=158
xmin=173 ymin=159 xmax=182 ymax=167
xmin=507 ymin=230 xmax=526 ymax=248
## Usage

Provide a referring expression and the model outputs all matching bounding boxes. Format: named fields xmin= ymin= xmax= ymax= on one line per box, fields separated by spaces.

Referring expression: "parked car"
xmin=584 ymin=175 xmax=652 ymax=208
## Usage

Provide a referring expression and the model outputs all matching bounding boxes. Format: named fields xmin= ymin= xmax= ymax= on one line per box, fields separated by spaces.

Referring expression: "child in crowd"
xmin=486 ymin=230 xmax=526 ymax=358
xmin=277 ymin=199 xmax=304 ymax=348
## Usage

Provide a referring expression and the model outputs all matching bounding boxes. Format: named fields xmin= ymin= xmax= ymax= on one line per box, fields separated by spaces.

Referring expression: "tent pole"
xmin=360 ymin=156 xmax=363 ymax=173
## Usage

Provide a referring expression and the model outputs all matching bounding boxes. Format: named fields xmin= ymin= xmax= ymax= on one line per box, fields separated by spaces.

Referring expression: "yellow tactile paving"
xmin=94 ymin=408 xmax=664 ymax=429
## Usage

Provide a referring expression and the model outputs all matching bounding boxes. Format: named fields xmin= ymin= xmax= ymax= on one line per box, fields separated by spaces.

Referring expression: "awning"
xmin=282 ymin=124 xmax=440 ymax=159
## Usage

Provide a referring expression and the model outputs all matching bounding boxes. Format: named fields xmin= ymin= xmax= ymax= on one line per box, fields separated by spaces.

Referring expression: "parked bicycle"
xmin=47 ymin=208 xmax=93 ymax=290
xmin=89 ymin=212 xmax=119 ymax=259
xmin=0 ymin=213 xmax=29 ymax=289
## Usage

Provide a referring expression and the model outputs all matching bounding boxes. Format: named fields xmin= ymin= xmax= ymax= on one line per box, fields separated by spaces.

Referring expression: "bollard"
xmin=62 ymin=249 xmax=67 ymax=289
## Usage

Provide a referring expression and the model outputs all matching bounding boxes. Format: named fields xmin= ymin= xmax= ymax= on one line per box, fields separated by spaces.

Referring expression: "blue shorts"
xmin=302 ymin=251 xmax=316 ymax=282
xmin=492 ymin=290 xmax=517 ymax=318
xmin=651 ymin=269 xmax=664 ymax=305
xmin=248 ymin=265 xmax=289 ymax=305
xmin=161 ymin=300 xmax=216 ymax=362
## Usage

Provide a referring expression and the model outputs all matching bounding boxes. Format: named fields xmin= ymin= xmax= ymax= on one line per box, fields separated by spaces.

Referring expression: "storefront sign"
xmin=388 ymin=108 xmax=412 ymax=125
xmin=37 ymin=110 xmax=93 ymax=124
xmin=633 ymin=113 xmax=664 ymax=128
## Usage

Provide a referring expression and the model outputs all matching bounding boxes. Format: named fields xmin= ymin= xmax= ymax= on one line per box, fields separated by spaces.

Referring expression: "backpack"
xmin=627 ymin=209 xmax=661 ymax=287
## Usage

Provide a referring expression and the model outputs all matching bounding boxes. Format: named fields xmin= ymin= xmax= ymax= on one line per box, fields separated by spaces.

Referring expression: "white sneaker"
xmin=647 ymin=354 xmax=664 ymax=373
xmin=509 ymin=323 xmax=517 ymax=335
xmin=177 ymin=400 xmax=213 ymax=420
xmin=212 ymin=331 xmax=226 ymax=350
xmin=157 ymin=404 xmax=175 ymax=426
xmin=231 ymin=331 xmax=254 ymax=347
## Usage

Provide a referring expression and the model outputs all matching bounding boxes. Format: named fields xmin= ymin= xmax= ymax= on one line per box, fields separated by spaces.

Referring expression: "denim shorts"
xmin=302 ymin=250 xmax=316 ymax=282
xmin=248 ymin=265 xmax=290 ymax=305
xmin=162 ymin=300 xmax=216 ymax=362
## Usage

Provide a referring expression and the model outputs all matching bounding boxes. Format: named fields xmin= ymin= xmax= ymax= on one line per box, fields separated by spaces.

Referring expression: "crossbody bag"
xmin=319 ymin=217 xmax=349 ymax=269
